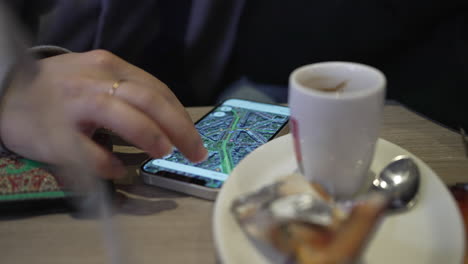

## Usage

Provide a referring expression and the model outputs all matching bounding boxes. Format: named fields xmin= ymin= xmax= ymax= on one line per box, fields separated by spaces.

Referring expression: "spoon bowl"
xmin=372 ymin=155 xmax=420 ymax=211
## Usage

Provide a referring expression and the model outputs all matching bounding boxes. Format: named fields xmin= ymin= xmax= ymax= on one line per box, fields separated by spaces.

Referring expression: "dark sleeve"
xmin=4 ymin=0 xmax=56 ymax=37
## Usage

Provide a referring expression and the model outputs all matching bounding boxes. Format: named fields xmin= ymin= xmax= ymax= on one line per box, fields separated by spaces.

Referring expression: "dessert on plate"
xmin=232 ymin=173 xmax=388 ymax=264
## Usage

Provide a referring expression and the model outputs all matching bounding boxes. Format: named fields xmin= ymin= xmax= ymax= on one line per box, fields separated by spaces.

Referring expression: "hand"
xmin=0 ymin=50 xmax=207 ymax=178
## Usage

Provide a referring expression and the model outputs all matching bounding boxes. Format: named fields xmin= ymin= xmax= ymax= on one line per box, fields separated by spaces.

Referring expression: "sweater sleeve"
xmin=0 ymin=45 xmax=71 ymax=155
xmin=28 ymin=45 xmax=71 ymax=59
xmin=0 ymin=2 xmax=71 ymax=155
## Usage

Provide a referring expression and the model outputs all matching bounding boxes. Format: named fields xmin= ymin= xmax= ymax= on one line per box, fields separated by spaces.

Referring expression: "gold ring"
xmin=109 ymin=80 xmax=122 ymax=96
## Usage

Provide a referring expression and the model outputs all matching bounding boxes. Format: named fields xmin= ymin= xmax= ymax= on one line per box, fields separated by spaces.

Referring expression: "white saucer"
xmin=213 ymin=135 xmax=465 ymax=264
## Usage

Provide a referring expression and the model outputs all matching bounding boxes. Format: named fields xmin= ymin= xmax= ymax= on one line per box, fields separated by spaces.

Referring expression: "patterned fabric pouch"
xmin=0 ymin=132 xmax=114 ymax=215
xmin=0 ymin=155 xmax=76 ymax=215
xmin=0 ymin=156 xmax=67 ymax=202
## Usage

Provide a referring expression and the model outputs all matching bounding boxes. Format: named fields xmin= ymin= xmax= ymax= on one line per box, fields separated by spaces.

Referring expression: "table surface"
xmin=1 ymin=105 xmax=466 ymax=264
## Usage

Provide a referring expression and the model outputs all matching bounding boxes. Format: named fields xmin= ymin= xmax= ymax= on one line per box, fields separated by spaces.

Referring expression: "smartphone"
xmin=140 ymin=99 xmax=290 ymax=200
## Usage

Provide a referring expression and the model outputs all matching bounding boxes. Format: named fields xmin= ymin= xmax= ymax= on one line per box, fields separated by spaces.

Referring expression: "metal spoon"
xmin=371 ymin=155 xmax=420 ymax=211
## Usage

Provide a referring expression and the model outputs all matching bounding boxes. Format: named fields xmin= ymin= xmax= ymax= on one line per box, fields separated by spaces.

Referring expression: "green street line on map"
xmin=253 ymin=130 xmax=277 ymax=133
xmin=220 ymin=110 xmax=240 ymax=173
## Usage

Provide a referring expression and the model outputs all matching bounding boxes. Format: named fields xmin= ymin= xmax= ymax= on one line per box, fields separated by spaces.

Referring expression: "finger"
xmin=80 ymin=50 xmax=183 ymax=112
xmin=108 ymin=81 xmax=207 ymax=162
xmin=70 ymin=93 xmax=174 ymax=159
xmin=130 ymin=78 xmax=193 ymax=122
xmin=78 ymin=134 xmax=127 ymax=179
xmin=78 ymin=50 xmax=206 ymax=162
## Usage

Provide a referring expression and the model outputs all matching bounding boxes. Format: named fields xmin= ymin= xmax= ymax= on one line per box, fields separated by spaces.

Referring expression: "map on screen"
xmin=143 ymin=103 xmax=289 ymax=188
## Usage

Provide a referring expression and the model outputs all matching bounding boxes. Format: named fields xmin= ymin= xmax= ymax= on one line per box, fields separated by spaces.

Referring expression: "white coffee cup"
xmin=288 ymin=62 xmax=386 ymax=200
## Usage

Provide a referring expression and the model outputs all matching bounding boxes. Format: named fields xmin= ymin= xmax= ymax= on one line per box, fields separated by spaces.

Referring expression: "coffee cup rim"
xmin=289 ymin=61 xmax=386 ymax=100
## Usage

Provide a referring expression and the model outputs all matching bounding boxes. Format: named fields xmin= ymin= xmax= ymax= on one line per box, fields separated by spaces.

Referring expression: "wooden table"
xmin=0 ymin=105 xmax=466 ymax=264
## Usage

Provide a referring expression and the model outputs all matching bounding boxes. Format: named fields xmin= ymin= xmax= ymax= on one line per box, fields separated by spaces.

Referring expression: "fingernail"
xmin=162 ymin=145 xmax=175 ymax=157
xmin=194 ymin=145 xmax=208 ymax=163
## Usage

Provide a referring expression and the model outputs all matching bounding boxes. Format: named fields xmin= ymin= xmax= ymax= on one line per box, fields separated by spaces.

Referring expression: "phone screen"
xmin=141 ymin=99 xmax=290 ymax=189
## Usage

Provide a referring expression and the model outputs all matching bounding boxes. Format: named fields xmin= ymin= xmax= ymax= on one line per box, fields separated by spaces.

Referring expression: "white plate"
xmin=213 ymin=135 xmax=465 ymax=264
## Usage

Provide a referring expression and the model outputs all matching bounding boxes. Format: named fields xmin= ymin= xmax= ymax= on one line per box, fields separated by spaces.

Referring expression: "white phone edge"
xmin=139 ymin=169 xmax=219 ymax=200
